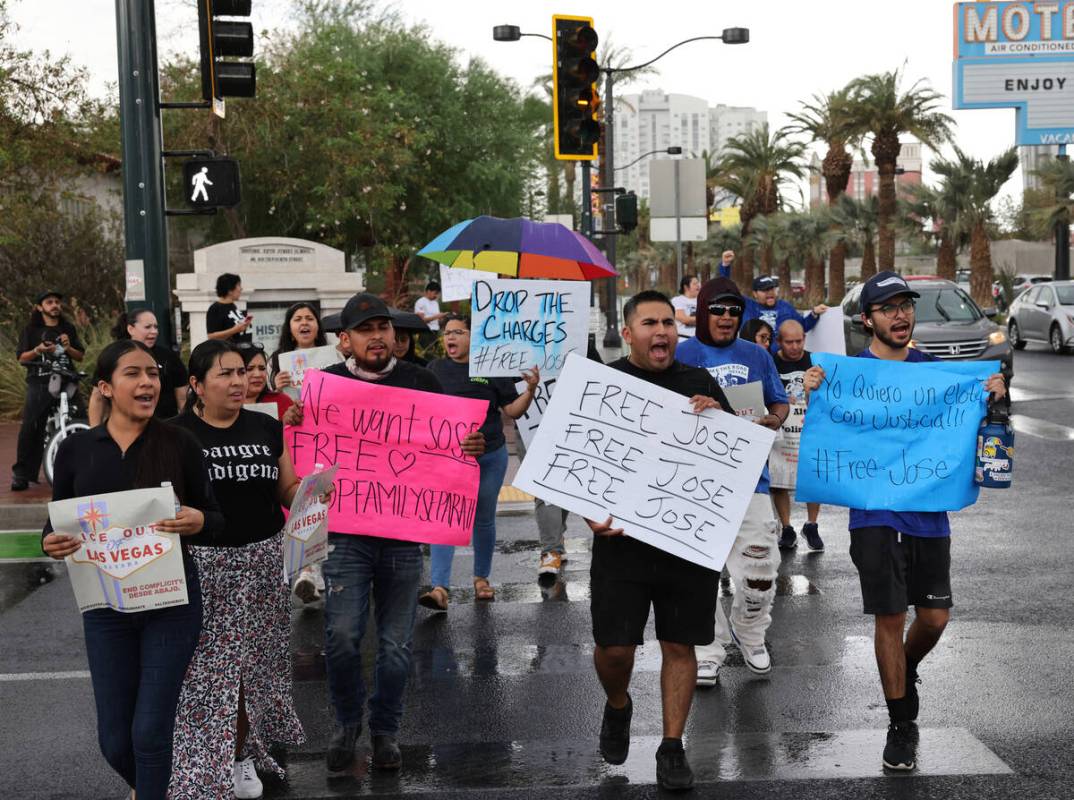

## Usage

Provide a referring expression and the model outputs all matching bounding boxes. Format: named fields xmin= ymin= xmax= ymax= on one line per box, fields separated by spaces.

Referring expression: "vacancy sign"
xmin=953 ymin=2 xmax=1074 ymax=145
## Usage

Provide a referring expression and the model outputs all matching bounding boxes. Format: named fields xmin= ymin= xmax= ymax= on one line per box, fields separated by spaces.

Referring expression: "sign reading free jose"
xmin=953 ymin=1 xmax=1074 ymax=145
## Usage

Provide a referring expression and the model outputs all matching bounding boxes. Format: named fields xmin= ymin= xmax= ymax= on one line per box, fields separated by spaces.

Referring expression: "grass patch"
xmin=0 ymin=532 xmax=45 ymax=560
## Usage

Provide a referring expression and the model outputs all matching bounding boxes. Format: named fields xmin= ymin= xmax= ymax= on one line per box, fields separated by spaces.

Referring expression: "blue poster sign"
xmin=796 ymin=354 xmax=998 ymax=511
xmin=953 ymin=1 xmax=1074 ymax=145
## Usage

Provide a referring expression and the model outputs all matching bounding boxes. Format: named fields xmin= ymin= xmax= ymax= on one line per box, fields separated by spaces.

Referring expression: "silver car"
xmin=1007 ymin=280 xmax=1074 ymax=354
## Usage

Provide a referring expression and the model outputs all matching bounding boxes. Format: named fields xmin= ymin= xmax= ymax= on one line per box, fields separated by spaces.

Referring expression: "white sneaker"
xmin=293 ymin=566 xmax=319 ymax=604
xmin=233 ymin=757 xmax=263 ymax=799
xmin=696 ymin=660 xmax=721 ymax=687
xmin=730 ymin=626 xmax=771 ymax=675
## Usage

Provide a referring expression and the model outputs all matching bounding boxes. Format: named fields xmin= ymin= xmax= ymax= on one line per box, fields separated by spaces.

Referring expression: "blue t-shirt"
xmin=742 ymin=298 xmax=819 ymax=353
xmin=847 ymin=347 xmax=951 ymax=538
xmin=676 ymin=337 xmax=788 ymax=494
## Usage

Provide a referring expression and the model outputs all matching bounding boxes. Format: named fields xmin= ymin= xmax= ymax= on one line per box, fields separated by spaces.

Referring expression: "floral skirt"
xmin=169 ymin=532 xmax=304 ymax=799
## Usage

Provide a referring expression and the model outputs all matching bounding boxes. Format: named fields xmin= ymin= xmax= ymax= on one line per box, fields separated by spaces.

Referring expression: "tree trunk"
xmin=824 ymin=144 xmax=851 ymax=302
xmin=828 ymin=241 xmax=846 ymax=303
xmin=872 ymin=134 xmax=901 ymax=271
xmin=777 ymin=257 xmax=792 ymax=301
xmin=760 ymin=245 xmax=774 ymax=277
xmin=969 ymin=222 xmax=993 ymax=307
xmin=861 ymin=238 xmax=877 ymax=280
xmin=735 ymin=246 xmax=753 ymax=290
xmin=385 ymin=254 xmax=410 ymax=304
xmin=805 ymin=255 xmax=825 ymax=307
xmin=936 ymin=233 xmax=957 ymax=281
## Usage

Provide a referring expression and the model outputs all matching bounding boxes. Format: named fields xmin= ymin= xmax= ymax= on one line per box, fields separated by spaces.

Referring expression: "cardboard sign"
xmin=283 ymin=464 xmax=339 ymax=583
xmin=804 ymin=308 xmax=847 ymax=356
xmin=513 ymin=354 xmax=777 ymax=571
xmin=285 ymin=370 xmax=487 ymax=545
xmin=277 ymin=345 xmax=344 ymax=396
xmin=513 ymin=376 xmax=558 ymax=449
xmin=439 ymin=263 xmax=486 ymax=302
xmin=721 ymin=381 xmax=766 ymax=422
xmin=469 ymin=278 xmax=589 ymax=377
xmin=796 ymin=354 xmax=997 ymax=511
xmin=49 ymin=486 xmax=187 ymax=613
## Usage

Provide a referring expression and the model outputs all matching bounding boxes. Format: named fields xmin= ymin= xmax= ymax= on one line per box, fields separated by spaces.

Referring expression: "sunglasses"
xmin=707 ymin=304 xmax=743 ymax=317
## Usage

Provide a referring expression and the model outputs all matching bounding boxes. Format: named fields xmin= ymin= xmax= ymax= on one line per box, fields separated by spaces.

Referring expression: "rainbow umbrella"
xmin=417 ymin=216 xmax=616 ymax=279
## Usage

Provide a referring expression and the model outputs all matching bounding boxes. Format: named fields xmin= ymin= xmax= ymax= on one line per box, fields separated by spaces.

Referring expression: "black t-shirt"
xmin=426 ymin=358 xmax=518 ymax=452
xmin=16 ymin=320 xmax=84 ymax=382
xmin=772 ymin=351 xmax=812 ymax=405
xmin=172 ymin=409 xmax=285 ymax=546
xmin=152 ymin=345 xmax=189 ymax=419
xmin=206 ymin=300 xmax=252 ymax=345
xmin=607 ymin=357 xmax=734 ymax=413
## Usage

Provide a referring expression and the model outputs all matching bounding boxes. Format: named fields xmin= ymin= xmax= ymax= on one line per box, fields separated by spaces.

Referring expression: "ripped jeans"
xmin=322 ymin=534 xmax=422 ymax=736
xmin=696 ymin=492 xmax=779 ymax=665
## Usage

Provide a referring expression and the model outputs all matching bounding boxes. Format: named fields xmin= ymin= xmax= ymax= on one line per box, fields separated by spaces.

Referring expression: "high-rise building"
xmin=1020 ymin=145 xmax=1059 ymax=193
xmin=808 ymin=142 xmax=924 ymax=208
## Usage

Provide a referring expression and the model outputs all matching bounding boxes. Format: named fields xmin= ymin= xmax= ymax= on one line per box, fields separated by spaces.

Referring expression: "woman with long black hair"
xmin=241 ymin=345 xmax=293 ymax=419
xmin=42 ymin=339 xmax=225 ymax=800
xmin=169 ymin=340 xmax=308 ymax=800
xmin=269 ymin=301 xmax=328 ymax=391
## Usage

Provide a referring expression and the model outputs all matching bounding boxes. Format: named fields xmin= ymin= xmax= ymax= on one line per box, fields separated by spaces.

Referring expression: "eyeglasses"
xmin=707 ymin=304 xmax=743 ymax=317
xmin=443 ymin=329 xmax=470 ymax=338
xmin=871 ymin=299 xmax=916 ymax=318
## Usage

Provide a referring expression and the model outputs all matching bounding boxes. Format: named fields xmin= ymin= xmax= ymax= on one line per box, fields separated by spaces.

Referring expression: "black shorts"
xmin=590 ymin=534 xmax=719 ymax=647
xmin=849 ymin=527 xmax=953 ymax=615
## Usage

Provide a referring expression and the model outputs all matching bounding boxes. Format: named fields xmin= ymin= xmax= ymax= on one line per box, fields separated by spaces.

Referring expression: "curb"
xmin=0 ymin=504 xmax=48 ymax=531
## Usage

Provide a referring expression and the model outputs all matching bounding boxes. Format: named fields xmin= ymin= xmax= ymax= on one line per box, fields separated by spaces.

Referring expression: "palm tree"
xmin=899 ymin=181 xmax=964 ymax=281
xmin=698 ymin=223 xmax=742 ymax=282
xmin=784 ymin=211 xmax=830 ymax=306
xmin=827 ymin=194 xmax=880 ymax=281
xmin=713 ymin=123 xmax=806 ymax=287
xmin=1029 ymin=156 xmax=1074 ymax=241
xmin=846 ymin=69 xmax=954 ymax=271
xmin=932 ymin=147 xmax=1019 ymax=306
xmin=786 ymin=88 xmax=858 ymax=301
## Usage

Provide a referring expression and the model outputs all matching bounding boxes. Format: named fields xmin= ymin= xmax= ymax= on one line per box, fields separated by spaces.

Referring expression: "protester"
xmin=419 ymin=315 xmax=539 ymax=611
xmin=88 ymin=310 xmax=187 ymax=425
xmin=742 ymin=275 xmax=827 ymax=351
xmin=677 ymin=277 xmax=789 ymax=686
xmin=282 ymin=292 xmax=485 ymax=774
xmin=390 ymin=310 xmax=430 ymax=366
xmin=718 ymin=250 xmax=735 ymax=279
xmin=242 ymin=346 xmax=293 ymax=418
xmin=206 ymin=273 xmax=253 ymax=346
xmin=12 ymin=291 xmax=85 ymax=491
xmin=413 ymin=280 xmax=446 ymax=349
xmin=672 ymin=274 xmax=700 ymax=339
xmin=587 ymin=290 xmax=732 ymax=791
xmin=740 ymin=318 xmax=774 ymax=350
xmin=169 ymin=340 xmax=308 ymax=800
xmin=269 ymin=301 xmax=328 ymax=390
xmin=802 ymin=270 xmax=1006 ymax=772
xmin=770 ymin=320 xmax=823 ymax=551
xmin=41 ymin=339 xmax=225 ymax=800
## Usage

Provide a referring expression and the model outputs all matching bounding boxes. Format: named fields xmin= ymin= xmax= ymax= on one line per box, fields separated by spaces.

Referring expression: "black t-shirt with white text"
xmin=16 ymin=320 xmax=84 ymax=382
xmin=427 ymin=358 xmax=518 ymax=452
xmin=607 ymin=358 xmax=734 ymax=412
xmin=772 ymin=351 xmax=812 ymax=405
xmin=206 ymin=300 xmax=252 ymax=346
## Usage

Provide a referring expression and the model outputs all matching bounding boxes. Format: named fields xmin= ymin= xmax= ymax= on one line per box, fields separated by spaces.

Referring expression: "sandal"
xmin=418 ymin=586 xmax=449 ymax=612
xmin=473 ymin=577 xmax=495 ymax=601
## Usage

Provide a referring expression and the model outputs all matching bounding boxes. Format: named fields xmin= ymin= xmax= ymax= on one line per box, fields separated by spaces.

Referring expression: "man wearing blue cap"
xmin=802 ymin=271 xmax=1006 ymax=773
xmin=742 ymin=275 xmax=828 ymax=352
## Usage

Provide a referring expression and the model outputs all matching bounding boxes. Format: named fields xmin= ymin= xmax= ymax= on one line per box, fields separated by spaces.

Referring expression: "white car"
xmin=1007 ymin=281 xmax=1074 ymax=354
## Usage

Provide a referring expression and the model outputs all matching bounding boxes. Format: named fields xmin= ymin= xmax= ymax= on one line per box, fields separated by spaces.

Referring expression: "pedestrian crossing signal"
xmin=182 ymin=157 xmax=241 ymax=209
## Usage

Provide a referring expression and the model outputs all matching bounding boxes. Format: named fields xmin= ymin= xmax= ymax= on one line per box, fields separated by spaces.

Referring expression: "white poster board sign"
xmin=804 ymin=309 xmax=846 ymax=356
xmin=245 ymin=401 xmax=279 ymax=419
xmin=769 ymin=402 xmax=805 ymax=489
xmin=513 ymin=354 xmax=776 ymax=571
xmin=49 ymin=486 xmax=188 ymax=613
xmin=514 ymin=376 xmax=558 ymax=449
xmin=283 ymin=464 xmax=339 ymax=583
xmin=469 ymin=278 xmax=589 ymax=377
xmin=721 ymin=382 xmax=766 ymax=422
xmin=278 ymin=344 xmax=344 ymax=397
xmin=439 ymin=264 xmax=486 ymax=303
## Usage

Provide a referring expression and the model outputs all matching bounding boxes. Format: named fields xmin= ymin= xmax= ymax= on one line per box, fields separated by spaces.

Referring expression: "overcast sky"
xmin=11 ymin=0 xmax=1028 ymax=204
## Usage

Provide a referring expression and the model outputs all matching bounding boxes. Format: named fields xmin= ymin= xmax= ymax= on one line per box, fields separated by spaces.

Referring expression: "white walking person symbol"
xmin=190 ymin=166 xmax=213 ymax=202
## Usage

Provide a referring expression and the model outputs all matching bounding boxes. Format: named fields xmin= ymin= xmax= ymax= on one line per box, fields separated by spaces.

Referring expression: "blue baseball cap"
xmin=752 ymin=275 xmax=779 ymax=291
xmin=859 ymin=271 xmax=920 ymax=314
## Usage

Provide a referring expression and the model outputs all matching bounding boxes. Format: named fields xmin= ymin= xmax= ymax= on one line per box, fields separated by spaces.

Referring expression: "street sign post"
xmin=649 ymin=158 xmax=708 ymax=290
xmin=182 ymin=157 xmax=241 ymax=209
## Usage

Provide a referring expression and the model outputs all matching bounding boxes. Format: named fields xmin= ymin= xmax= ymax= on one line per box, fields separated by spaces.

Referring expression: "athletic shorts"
xmin=849 ymin=526 xmax=953 ymax=615
xmin=590 ymin=534 xmax=720 ymax=647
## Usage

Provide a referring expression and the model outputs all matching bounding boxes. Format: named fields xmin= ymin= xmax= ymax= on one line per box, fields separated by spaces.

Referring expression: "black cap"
xmin=321 ymin=312 xmax=343 ymax=334
xmin=339 ymin=292 xmax=392 ymax=331
xmin=35 ymin=290 xmax=63 ymax=304
xmin=752 ymin=275 xmax=779 ymax=291
xmin=859 ymin=271 xmax=920 ymax=314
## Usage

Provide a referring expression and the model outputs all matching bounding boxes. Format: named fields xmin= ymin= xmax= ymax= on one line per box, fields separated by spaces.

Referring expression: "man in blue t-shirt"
xmin=802 ymin=271 xmax=1007 ymax=773
xmin=677 ymin=277 xmax=789 ymax=686
xmin=742 ymin=275 xmax=827 ymax=353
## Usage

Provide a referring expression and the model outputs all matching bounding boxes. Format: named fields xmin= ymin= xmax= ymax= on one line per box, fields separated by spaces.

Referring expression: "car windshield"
xmin=1056 ymin=286 xmax=1074 ymax=305
xmin=914 ymin=288 xmax=982 ymax=323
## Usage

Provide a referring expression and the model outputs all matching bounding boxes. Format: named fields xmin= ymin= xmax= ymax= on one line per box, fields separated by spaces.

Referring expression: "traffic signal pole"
xmin=1057 ymin=145 xmax=1071 ymax=282
xmin=601 ymin=68 xmax=621 ymax=348
xmin=115 ymin=0 xmax=173 ymax=347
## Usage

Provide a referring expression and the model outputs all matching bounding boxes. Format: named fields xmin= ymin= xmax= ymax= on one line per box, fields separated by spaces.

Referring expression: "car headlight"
xmin=988 ymin=330 xmax=1007 ymax=346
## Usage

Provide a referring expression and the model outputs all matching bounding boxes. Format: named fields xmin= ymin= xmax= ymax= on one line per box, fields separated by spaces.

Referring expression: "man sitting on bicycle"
xmin=12 ymin=291 xmax=84 ymax=491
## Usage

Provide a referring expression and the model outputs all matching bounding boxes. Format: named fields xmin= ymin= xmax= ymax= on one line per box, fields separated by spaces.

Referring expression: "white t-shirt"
xmin=414 ymin=296 xmax=441 ymax=331
xmin=671 ymin=294 xmax=697 ymax=338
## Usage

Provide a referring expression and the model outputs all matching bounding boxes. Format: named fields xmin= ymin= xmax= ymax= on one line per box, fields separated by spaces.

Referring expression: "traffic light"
xmin=183 ymin=157 xmax=242 ymax=209
xmin=616 ymin=192 xmax=638 ymax=233
xmin=198 ymin=0 xmax=256 ymax=114
xmin=552 ymin=15 xmax=600 ymax=161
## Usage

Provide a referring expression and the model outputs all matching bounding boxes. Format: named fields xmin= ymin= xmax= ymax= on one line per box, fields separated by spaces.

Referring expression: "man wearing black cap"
xmin=676 ymin=278 xmax=788 ymax=686
xmin=742 ymin=275 xmax=827 ymax=352
xmin=283 ymin=292 xmax=485 ymax=775
xmin=11 ymin=291 xmax=84 ymax=491
xmin=802 ymin=271 xmax=1006 ymax=772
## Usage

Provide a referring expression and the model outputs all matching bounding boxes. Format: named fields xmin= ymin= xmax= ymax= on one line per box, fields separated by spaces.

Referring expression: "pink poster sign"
xmin=286 ymin=370 xmax=487 ymax=545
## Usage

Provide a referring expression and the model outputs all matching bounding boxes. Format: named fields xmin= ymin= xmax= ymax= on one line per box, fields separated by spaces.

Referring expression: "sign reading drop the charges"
xmin=285 ymin=370 xmax=487 ymax=545
xmin=954 ymin=1 xmax=1074 ymax=145
xmin=796 ymin=354 xmax=997 ymax=511
xmin=513 ymin=354 xmax=777 ymax=572
xmin=469 ymin=278 xmax=588 ymax=377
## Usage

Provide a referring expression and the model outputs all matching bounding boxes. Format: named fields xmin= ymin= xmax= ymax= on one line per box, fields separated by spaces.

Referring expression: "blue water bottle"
xmin=975 ymin=396 xmax=1013 ymax=488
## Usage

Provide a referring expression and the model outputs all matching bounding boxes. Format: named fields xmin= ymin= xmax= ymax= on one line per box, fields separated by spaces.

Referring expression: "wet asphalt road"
xmin=1 ymin=347 xmax=1072 ymax=799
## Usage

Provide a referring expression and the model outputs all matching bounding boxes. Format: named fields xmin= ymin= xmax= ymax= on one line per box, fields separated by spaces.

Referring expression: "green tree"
xmin=899 ymin=181 xmax=963 ymax=281
xmin=827 ymin=194 xmax=879 ymax=281
xmin=1028 ymin=156 xmax=1074 ymax=244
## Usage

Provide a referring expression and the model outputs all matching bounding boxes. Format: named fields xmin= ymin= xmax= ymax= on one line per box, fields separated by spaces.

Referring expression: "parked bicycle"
xmin=30 ymin=359 xmax=89 ymax=486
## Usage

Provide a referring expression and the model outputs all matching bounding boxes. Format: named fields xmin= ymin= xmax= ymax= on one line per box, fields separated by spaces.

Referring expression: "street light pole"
xmin=674 ymin=158 xmax=683 ymax=292
xmin=1057 ymin=145 xmax=1071 ymax=282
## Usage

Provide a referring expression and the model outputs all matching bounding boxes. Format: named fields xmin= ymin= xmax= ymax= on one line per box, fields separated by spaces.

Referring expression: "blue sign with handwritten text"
xmin=796 ymin=354 xmax=998 ymax=511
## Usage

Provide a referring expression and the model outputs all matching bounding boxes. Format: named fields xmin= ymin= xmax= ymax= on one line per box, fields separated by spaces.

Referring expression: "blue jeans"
xmin=82 ymin=567 xmax=202 ymax=800
xmin=322 ymin=534 xmax=422 ymax=735
xmin=429 ymin=444 xmax=509 ymax=587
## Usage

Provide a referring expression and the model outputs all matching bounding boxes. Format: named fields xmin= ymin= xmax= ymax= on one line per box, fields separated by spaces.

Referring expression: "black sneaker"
xmin=802 ymin=522 xmax=824 ymax=551
xmin=371 ymin=734 xmax=402 ymax=770
xmin=326 ymin=724 xmax=360 ymax=773
xmin=655 ymin=739 xmax=695 ymax=791
xmin=906 ymin=661 xmax=920 ymax=722
xmin=882 ymin=721 xmax=918 ymax=771
xmin=778 ymin=525 xmax=797 ymax=550
xmin=598 ymin=695 xmax=632 ymax=765
xmin=10 ymin=477 xmax=28 ymax=492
